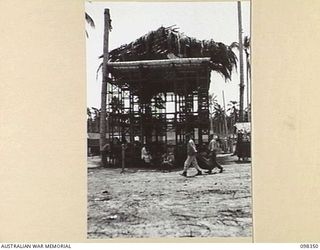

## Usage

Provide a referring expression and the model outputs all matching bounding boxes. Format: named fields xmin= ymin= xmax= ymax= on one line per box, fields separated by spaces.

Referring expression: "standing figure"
xmin=112 ymin=138 xmax=122 ymax=167
xmin=101 ymin=141 xmax=110 ymax=167
xmin=141 ymin=144 xmax=152 ymax=167
xmin=235 ymin=130 xmax=244 ymax=161
xmin=236 ymin=130 xmax=243 ymax=161
xmin=180 ymin=133 xmax=203 ymax=177
xmin=208 ymin=134 xmax=224 ymax=174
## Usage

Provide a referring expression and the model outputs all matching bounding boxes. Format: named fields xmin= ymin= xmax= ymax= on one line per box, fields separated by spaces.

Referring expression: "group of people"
xmin=136 ymin=133 xmax=226 ymax=176
xmin=141 ymin=145 xmax=175 ymax=170
xmin=180 ymin=133 xmax=224 ymax=177
xmin=103 ymin=132 xmax=226 ymax=175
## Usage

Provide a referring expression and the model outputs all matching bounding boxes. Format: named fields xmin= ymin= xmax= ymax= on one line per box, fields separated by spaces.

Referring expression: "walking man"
xmin=207 ymin=134 xmax=224 ymax=174
xmin=181 ymin=133 xmax=203 ymax=177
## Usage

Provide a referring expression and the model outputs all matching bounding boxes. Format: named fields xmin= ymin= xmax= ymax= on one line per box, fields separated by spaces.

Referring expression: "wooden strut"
xmin=237 ymin=1 xmax=245 ymax=122
xmin=107 ymin=57 xmax=211 ymax=67
xmin=99 ymin=9 xmax=110 ymax=167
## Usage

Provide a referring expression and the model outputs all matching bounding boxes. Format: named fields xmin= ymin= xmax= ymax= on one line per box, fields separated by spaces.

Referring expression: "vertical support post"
xmin=196 ymin=72 xmax=202 ymax=146
xmin=129 ymin=93 xmax=134 ymax=142
xmin=237 ymin=1 xmax=245 ymax=122
xmin=223 ymin=90 xmax=229 ymax=153
xmin=121 ymin=143 xmax=125 ymax=173
xmin=106 ymin=79 xmax=110 ymax=141
xmin=119 ymin=86 xmax=123 ymax=139
xmin=174 ymin=92 xmax=178 ymax=145
xmin=100 ymin=9 xmax=111 ymax=167
xmin=222 ymin=90 xmax=228 ymax=137
xmin=246 ymin=55 xmax=250 ymax=122
xmin=165 ymin=92 xmax=167 ymax=147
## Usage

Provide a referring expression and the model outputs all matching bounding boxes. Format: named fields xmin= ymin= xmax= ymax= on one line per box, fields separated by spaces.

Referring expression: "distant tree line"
xmin=87 ymin=97 xmax=251 ymax=136
xmin=209 ymin=94 xmax=250 ymax=136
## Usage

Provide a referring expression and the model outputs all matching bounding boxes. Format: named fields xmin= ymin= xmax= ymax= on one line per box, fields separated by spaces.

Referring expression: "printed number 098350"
xmin=300 ymin=244 xmax=319 ymax=248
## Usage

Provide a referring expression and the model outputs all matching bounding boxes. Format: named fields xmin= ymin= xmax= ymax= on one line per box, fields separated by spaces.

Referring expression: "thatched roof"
xmin=107 ymin=57 xmax=212 ymax=103
xmin=108 ymin=26 xmax=237 ymax=80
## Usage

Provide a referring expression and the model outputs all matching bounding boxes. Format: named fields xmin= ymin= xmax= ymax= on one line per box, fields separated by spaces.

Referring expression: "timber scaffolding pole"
xmin=237 ymin=1 xmax=245 ymax=122
xmin=99 ymin=9 xmax=111 ymax=167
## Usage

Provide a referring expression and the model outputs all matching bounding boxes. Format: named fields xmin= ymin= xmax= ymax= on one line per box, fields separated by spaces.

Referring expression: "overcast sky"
xmin=85 ymin=1 xmax=250 ymax=110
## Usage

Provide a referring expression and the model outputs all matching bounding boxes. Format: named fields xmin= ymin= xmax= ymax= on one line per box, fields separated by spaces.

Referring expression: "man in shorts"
xmin=180 ymin=133 xmax=203 ymax=177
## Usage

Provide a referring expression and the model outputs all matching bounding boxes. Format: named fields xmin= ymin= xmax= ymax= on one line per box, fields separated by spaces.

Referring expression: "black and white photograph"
xmin=86 ymin=1 xmax=252 ymax=238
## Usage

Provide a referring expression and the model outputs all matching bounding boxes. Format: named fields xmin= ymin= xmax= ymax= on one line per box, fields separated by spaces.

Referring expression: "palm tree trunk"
xmin=222 ymin=91 xmax=228 ymax=137
xmin=246 ymin=53 xmax=251 ymax=122
xmin=100 ymin=9 xmax=111 ymax=167
xmin=237 ymin=1 xmax=245 ymax=122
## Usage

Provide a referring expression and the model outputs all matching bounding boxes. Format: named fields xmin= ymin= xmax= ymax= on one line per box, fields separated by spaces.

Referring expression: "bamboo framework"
xmin=98 ymin=11 xmax=239 ymax=167
xmin=106 ymin=58 xmax=211 ymax=150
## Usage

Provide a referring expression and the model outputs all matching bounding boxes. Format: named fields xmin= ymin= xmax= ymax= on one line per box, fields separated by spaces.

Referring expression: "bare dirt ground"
xmin=87 ymin=155 xmax=252 ymax=238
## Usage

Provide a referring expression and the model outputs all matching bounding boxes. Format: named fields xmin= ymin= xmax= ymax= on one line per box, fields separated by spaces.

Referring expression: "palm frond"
xmin=230 ymin=42 xmax=239 ymax=49
xmin=85 ymin=12 xmax=95 ymax=28
xmin=107 ymin=26 xmax=237 ymax=81
xmin=96 ymin=62 xmax=103 ymax=80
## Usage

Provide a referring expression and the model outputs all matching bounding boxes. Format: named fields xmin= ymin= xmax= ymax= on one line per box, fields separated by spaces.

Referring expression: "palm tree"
xmin=213 ymin=103 xmax=226 ymax=135
xmin=243 ymin=36 xmax=251 ymax=113
xmin=227 ymin=101 xmax=239 ymax=133
xmin=237 ymin=1 xmax=245 ymax=122
xmin=87 ymin=107 xmax=93 ymax=132
xmin=208 ymin=94 xmax=218 ymax=133
xmin=230 ymin=35 xmax=251 ymax=121
xmin=243 ymin=36 xmax=251 ymax=74
xmin=91 ymin=107 xmax=100 ymax=132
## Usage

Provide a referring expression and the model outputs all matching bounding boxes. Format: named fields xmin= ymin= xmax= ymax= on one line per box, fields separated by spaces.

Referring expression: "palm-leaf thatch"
xmin=85 ymin=13 xmax=95 ymax=28
xmin=106 ymin=26 xmax=237 ymax=80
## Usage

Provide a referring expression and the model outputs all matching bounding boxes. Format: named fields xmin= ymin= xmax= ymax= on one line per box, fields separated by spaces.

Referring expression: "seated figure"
xmin=141 ymin=145 xmax=152 ymax=166
xmin=161 ymin=152 xmax=175 ymax=170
